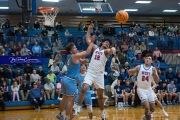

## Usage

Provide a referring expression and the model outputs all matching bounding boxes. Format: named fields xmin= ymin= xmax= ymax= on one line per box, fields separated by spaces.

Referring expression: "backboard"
xmin=78 ymin=2 xmax=114 ymax=14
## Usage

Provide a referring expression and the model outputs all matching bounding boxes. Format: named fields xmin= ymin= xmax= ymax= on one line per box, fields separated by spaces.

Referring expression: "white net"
xmin=95 ymin=2 xmax=102 ymax=11
xmin=42 ymin=10 xmax=59 ymax=27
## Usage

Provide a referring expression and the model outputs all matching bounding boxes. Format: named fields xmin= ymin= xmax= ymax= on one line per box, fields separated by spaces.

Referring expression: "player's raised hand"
xmin=88 ymin=24 xmax=94 ymax=30
xmin=111 ymin=47 xmax=116 ymax=55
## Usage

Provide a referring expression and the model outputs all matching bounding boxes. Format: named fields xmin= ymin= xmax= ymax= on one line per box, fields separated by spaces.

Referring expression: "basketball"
xmin=116 ymin=10 xmax=129 ymax=23
xmin=50 ymin=104 xmax=55 ymax=109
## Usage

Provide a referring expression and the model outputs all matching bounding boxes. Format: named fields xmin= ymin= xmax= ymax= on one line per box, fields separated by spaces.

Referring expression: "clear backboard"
xmin=78 ymin=2 xmax=114 ymax=14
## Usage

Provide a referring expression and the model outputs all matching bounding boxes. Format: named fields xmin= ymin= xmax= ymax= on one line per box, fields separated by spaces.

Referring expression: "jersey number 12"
xmin=94 ymin=55 xmax=100 ymax=60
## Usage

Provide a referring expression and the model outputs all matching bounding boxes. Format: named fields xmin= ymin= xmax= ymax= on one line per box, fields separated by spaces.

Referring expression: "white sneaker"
xmin=57 ymin=97 xmax=61 ymax=100
xmin=101 ymin=112 xmax=106 ymax=119
xmin=151 ymin=114 xmax=153 ymax=118
xmin=162 ymin=109 xmax=169 ymax=117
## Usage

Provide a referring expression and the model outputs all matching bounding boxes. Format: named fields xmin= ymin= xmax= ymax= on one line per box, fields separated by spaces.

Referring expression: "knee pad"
xmin=86 ymin=104 xmax=93 ymax=113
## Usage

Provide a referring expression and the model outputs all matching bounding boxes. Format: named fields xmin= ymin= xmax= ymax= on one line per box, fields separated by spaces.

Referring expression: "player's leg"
xmin=142 ymin=101 xmax=152 ymax=120
xmin=96 ymin=89 xmax=106 ymax=119
xmin=65 ymin=96 xmax=76 ymax=120
xmin=87 ymin=105 xmax=93 ymax=119
xmin=155 ymin=99 xmax=168 ymax=117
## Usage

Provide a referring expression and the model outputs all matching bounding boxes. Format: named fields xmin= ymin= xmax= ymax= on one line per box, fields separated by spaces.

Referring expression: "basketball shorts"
xmin=75 ymin=92 xmax=92 ymax=105
xmin=152 ymin=92 xmax=157 ymax=100
xmin=61 ymin=76 xmax=77 ymax=96
xmin=83 ymin=69 xmax=104 ymax=89
xmin=137 ymin=87 xmax=155 ymax=103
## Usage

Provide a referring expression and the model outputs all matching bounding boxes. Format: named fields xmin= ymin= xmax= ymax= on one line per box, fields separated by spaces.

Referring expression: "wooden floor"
xmin=0 ymin=105 xmax=180 ymax=120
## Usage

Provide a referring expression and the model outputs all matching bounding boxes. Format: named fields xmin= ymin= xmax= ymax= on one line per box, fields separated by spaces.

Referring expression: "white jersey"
xmin=137 ymin=64 xmax=154 ymax=90
xmin=88 ymin=47 xmax=107 ymax=74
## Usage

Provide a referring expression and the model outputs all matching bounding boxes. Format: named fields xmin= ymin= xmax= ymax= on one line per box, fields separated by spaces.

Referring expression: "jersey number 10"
xmin=142 ymin=76 xmax=149 ymax=81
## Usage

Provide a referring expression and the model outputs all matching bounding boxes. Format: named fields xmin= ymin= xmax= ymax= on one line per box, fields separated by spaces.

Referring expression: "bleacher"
xmin=1 ymin=26 xmax=179 ymax=110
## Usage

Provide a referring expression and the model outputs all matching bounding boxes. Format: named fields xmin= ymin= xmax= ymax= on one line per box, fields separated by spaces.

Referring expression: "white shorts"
xmin=152 ymin=92 xmax=157 ymax=100
xmin=83 ymin=69 xmax=104 ymax=89
xmin=137 ymin=88 xmax=155 ymax=103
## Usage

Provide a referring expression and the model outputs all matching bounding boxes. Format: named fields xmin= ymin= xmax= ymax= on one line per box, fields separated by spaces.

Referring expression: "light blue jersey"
xmin=61 ymin=54 xmax=80 ymax=96
xmin=65 ymin=54 xmax=80 ymax=79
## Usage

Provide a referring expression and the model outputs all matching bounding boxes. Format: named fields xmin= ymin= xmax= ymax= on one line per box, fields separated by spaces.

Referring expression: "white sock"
xmin=101 ymin=110 xmax=105 ymax=114
xmin=132 ymin=102 xmax=134 ymax=104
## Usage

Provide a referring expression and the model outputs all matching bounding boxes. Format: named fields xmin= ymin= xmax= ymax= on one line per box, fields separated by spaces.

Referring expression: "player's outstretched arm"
xmin=72 ymin=43 xmax=94 ymax=63
xmin=80 ymin=58 xmax=89 ymax=64
xmin=86 ymin=24 xmax=95 ymax=45
xmin=152 ymin=67 xmax=159 ymax=83
xmin=128 ymin=66 xmax=140 ymax=76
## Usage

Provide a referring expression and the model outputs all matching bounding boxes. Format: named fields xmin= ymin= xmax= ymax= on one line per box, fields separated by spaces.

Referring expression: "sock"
xmin=132 ymin=102 xmax=134 ymax=104
xmin=162 ymin=101 xmax=164 ymax=103
xmin=126 ymin=102 xmax=128 ymax=104
xmin=101 ymin=110 xmax=105 ymax=114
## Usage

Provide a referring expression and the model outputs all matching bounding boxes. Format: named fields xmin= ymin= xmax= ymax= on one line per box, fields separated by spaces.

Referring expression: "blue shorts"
xmin=117 ymin=94 xmax=123 ymax=97
xmin=75 ymin=92 xmax=92 ymax=105
xmin=61 ymin=77 xmax=77 ymax=96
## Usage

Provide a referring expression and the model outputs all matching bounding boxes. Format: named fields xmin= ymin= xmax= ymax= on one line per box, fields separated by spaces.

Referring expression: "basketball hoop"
xmin=37 ymin=7 xmax=59 ymax=27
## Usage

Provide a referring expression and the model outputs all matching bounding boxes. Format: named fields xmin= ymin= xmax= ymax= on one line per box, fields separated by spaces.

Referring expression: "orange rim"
xmin=37 ymin=7 xmax=59 ymax=13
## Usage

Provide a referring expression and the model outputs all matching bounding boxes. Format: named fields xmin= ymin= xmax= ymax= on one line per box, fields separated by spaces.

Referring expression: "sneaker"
xmin=115 ymin=104 xmax=118 ymax=107
xmin=56 ymin=113 xmax=64 ymax=120
xmin=126 ymin=103 xmax=129 ymax=107
xmin=162 ymin=109 xmax=169 ymax=117
xmin=151 ymin=114 xmax=153 ymax=118
xmin=141 ymin=115 xmax=146 ymax=120
xmin=38 ymin=106 xmax=41 ymax=111
xmin=172 ymin=101 xmax=176 ymax=105
xmin=101 ymin=112 xmax=106 ymax=120
xmin=73 ymin=110 xmax=79 ymax=116
xmin=162 ymin=102 xmax=166 ymax=106
xmin=104 ymin=104 xmax=109 ymax=107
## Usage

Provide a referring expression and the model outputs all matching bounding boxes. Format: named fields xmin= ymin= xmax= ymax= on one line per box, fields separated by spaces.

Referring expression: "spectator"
xmin=11 ymin=81 xmax=20 ymax=101
xmin=159 ymin=69 xmax=166 ymax=86
xmin=142 ymin=32 xmax=149 ymax=47
xmin=148 ymin=28 xmax=155 ymax=40
xmin=30 ymin=82 xmax=44 ymax=110
xmin=152 ymin=57 xmax=160 ymax=69
xmin=26 ymin=41 xmax=32 ymax=51
xmin=48 ymin=55 xmax=55 ymax=68
xmin=167 ymin=80 xmax=178 ymax=104
xmin=15 ymin=68 xmax=23 ymax=85
xmin=166 ymin=68 xmax=176 ymax=84
xmin=36 ymin=66 xmax=46 ymax=84
xmin=107 ymin=66 xmax=119 ymax=85
xmin=68 ymin=34 xmax=74 ymax=43
xmin=51 ymin=62 xmax=60 ymax=75
xmin=32 ymin=42 xmax=42 ymax=56
xmin=159 ymin=81 xmax=168 ymax=105
xmin=133 ymin=32 xmax=141 ymax=44
xmin=10 ymin=45 xmax=17 ymax=56
xmin=4 ymin=44 xmax=10 ymax=55
xmin=52 ymin=43 xmax=58 ymax=55
xmin=20 ymin=44 xmax=29 ymax=56
xmin=62 ymin=61 xmax=68 ymax=74
xmin=0 ymin=49 xmax=7 ymax=56
xmin=55 ymin=51 xmax=64 ymax=70
xmin=114 ymin=80 xmax=125 ymax=107
xmin=120 ymin=69 xmax=127 ymax=85
xmin=34 ymin=20 xmax=40 ymax=29
xmin=24 ymin=64 xmax=33 ymax=79
xmin=43 ymin=42 xmax=51 ymax=57
xmin=41 ymin=27 xmax=48 ymax=37
xmin=64 ymin=29 xmax=70 ymax=37
xmin=134 ymin=47 xmax=142 ymax=60
xmin=121 ymin=41 xmax=128 ymax=52
xmin=46 ymin=71 xmax=56 ymax=84
xmin=139 ymin=42 xmax=146 ymax=52
xmin=110 ymin=53 xmax=121 ymax=69
xmin=0 ymin=94 xmax=5 ymax=111
xmin=20 ymin=80 xmax=30 ymax=101
xmin=56 ymin=71 xmax=64 ymax=83
xmin=123 ymin=80 xmax=135 ymax=107
xmin=51 ymin=31 xmax=58 ymax=43
xmin=122 ymin=62 xmax=131 ymax=74
xmin=133 ymin=24 xmax=141 ymax=36
xmin=30 ymin=70 xmax=40 ymax=84
xmin=0 ymin=29 xmax=5 ymax=45
xmin=126 ymin=47 xmax=136 ymax=64
xmin=0 ymin=68 xmax=7 ymax=85
xmin=141 ymin=47 xmax=151 ymax=58
xmin=44 ymin=79 xmax=55 ymax=100
xmin=6 ymin=67 xmax=16 ymax=86
xmin=176 ymin=69 xmax=180 ymax=85
xmin=4 ymin=19 xmax=10 ymax=28
xmin=167 ymin=29 xmax=175 ymax=50
xmin=0 ymin=81 xmax=11 ymax=101
xmin=153 ymin=47 xmax=162 ymax=62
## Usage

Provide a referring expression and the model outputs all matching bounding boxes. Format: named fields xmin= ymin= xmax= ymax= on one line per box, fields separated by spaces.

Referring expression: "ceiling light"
xmin=178 ymin=3 xmax=180 ymax=4
xmin=0 ymin=7 xmax=9 ymax=9
xmin=135 ymin=1 xmax=151 ymax=3
xmin=42 ymin=0 xmax=59 ymax=2
xmin=124 ymin=9 xmax=138 ymax=11
xmin=163 ymin=10 xmax=177 ymax=12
